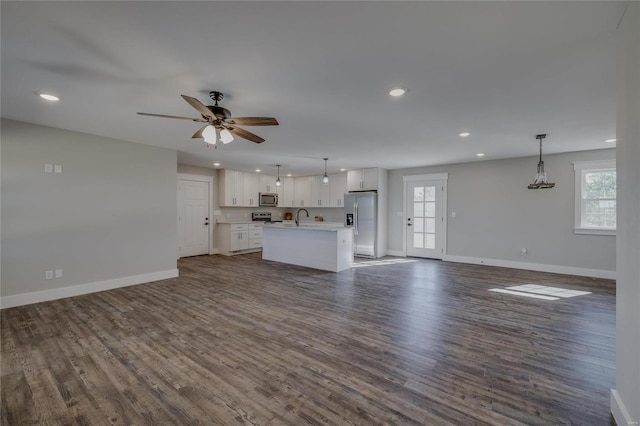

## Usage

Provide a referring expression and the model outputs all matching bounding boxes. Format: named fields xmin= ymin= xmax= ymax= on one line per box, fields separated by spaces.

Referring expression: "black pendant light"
xmin=322 ymin=158 xmax=329 ymax=184
xmin=275 ymin=165 xmax=282 ymax=187
xmin=528 ymin=134 xmax=555 ymax=189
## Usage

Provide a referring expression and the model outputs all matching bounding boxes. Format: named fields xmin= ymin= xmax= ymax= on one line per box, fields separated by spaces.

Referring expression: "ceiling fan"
xmin=137 ymin=91 xmax=278 ymax=145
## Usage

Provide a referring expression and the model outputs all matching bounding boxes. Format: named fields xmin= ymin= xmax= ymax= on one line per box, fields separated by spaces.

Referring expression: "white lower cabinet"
xmin=218 ymin=223 xmax=262 ymax=255
xmin=248 ymin=223 xmax=263 ymax=249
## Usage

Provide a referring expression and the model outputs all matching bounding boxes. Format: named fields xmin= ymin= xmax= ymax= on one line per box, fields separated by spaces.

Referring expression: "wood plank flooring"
xmin=2 ymin=254 xmax=616 ymax=425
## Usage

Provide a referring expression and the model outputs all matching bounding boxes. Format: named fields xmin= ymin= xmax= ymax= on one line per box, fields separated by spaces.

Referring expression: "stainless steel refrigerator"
xmin=344 ymin=191 xmax=377 ymax=258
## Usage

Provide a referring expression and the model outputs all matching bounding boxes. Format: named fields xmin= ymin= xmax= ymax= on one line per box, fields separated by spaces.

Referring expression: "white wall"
xmin=612 ymin=2 xmax=640 ymax=424
xmin=388 ymin=149 xmax=616 ymax=277
xmin=1 ymin=119 xmax=178 ymax=307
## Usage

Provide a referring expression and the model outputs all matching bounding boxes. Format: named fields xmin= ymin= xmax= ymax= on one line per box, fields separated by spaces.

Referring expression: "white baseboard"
xmin=611 ymin=389 xmax=638 ymax=426
xmin=209 ymin=248 xmax=220 ymax=255
xmin=0 ymin=269 xmax=179 ymax=309
xmin=386 ymin=250 xmax=405 ymax=257
xmin=442 ymin=255 xmax=615 ymax=280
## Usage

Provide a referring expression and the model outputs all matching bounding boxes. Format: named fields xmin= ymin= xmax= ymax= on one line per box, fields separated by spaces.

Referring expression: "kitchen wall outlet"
xmin=521 ymin=248 xmax=528 ymax=256
xmin=45 ymin=270 xmax=54 ymax=280
xmin=54 ymin=164 xmax=63 ymax=174
xmin=55 ymin=269 xmax=63 ymax=278
xmin=45 ymin=164 xmax=53 ymax=173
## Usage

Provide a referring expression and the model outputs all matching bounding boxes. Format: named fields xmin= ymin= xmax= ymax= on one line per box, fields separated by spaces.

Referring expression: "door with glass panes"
xmin=406 ymin=180 xmax=444 ymax=259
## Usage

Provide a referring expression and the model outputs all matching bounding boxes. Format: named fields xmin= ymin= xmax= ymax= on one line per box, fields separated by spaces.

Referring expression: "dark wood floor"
xmin=2 ymin=254 xmax=616 ymax=425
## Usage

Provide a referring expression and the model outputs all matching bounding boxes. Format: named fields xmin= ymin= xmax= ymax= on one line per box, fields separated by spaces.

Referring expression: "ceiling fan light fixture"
xmin=219 ymin=128 xmax=234 ymax=144
xmin=528 ymin=134 xmax=555 ymax=189
xmin=322 ymin=158 xmax=329 ymax=184
xmin=202 ymin=125 xmax=217 ymax=144
xmin=138 ymin=91 xmax=278 ymax=145
xmin=275 ymin=165 xmax=282 ymax=187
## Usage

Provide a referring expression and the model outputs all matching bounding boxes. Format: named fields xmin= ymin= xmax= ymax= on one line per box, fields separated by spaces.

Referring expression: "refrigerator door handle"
xmin=354 ymin=201 xmax=358 ymax=236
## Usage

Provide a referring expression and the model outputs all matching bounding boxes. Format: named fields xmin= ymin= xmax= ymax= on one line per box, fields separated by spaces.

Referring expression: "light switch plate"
xmin=45 ymin=270 xmax=54 ymax=280
xmin=55 ymin=269 xmax=63 ymax=278
xmin=45 ymin=164 xmax=53 ymax=173
xmin=54 ymin=164 xmax=63 ymax=174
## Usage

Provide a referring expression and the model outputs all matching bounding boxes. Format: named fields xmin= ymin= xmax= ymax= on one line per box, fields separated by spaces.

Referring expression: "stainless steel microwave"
xmin=259 ymin=192 xmax=278 ymax=207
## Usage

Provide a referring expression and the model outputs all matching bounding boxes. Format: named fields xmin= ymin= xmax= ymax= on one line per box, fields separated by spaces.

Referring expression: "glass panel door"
xmin=406 ymin=180 xmax=443 ymax=258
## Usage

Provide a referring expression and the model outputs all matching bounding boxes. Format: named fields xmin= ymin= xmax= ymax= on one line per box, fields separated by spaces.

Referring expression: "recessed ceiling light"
xmin=389 ymin=88 xmax=406 ymax=97
xmin=604 ymin=138 xmax=617 ymax=143
xmin=255 ymin=169 xmax=261 ymax=173
xmin=286 ymin=173 xmax=292 ymax=177
xmin=340 ymin=168 xmax=346 ymax=172
xmin=476 ymin=152 xmax=485 ymax=157
xmin=459 ymin=132 xmax=471 ymax=137
xmin=213 ymin=162 xmax=221 ymax=167
xmin=39 ymin=93 xmax=60 ymax=101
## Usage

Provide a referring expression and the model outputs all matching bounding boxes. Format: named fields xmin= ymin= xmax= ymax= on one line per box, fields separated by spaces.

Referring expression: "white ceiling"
xmin=1 ymin=1 xmax=624 ymax=177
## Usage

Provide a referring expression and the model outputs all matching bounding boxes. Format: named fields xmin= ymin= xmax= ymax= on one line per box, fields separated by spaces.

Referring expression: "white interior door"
xmin=178 ymin=179 xmax=209 ymax=257
xmin=406 ymin=180 xmax=445 ymax=259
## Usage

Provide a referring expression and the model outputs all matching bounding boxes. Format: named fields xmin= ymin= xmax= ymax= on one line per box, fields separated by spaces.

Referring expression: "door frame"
xmin=178 ymin=173 xmax=214 ymax=258
xmin=402 ymin=173 xmax=448 ymax=258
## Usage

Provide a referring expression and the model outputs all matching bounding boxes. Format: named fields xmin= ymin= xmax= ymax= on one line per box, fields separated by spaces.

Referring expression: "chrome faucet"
xmin=295 ymin=208 xmax=309 ymax=226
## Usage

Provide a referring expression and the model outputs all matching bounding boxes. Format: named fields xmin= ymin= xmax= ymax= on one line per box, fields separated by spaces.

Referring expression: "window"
xmin=574 ymin=160 xmax=616 ymax=235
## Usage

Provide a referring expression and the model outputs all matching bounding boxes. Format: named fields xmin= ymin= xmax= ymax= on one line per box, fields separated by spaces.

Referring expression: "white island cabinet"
xmin=262 ymin=223 xmax=353 ymax=272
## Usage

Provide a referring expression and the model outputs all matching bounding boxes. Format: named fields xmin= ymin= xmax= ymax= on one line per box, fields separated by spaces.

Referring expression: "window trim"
xmin=573 ymin=160 xmax=616 ymax=236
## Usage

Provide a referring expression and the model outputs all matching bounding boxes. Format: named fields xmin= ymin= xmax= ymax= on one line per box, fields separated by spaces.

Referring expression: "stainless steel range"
xmin=251 ymin=212 xmax=282 ymax=223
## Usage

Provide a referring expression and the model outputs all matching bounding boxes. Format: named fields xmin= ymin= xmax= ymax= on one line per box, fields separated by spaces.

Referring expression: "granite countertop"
xmin=215 ymin=218 xmax=257 ymax=224
xmin=263 ymin=221 xmax=348 ymax=232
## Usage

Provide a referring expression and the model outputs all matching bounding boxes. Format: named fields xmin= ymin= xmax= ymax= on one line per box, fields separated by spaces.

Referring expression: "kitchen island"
xmin=262 ymin=222 xmax=353 ymax=272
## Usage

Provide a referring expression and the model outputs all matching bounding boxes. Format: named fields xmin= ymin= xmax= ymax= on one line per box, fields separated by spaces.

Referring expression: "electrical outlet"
xmin=45 ymin=164 xmax=53 ymax=173
xmin=521 ymin=248 xmax=528 ymax=256
xmin=55 ymin=269 xmax=63 ymax=278
xmin=45 ymin=270 xmax=54 ymax=280
xmin=54 ymin=164 xmax=63 ymax=174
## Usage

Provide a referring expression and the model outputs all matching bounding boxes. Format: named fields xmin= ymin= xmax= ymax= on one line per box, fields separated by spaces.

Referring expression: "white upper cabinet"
xmin=242 ymin=173 xmax=260 ymax=207
xmin=259 ymin=174 xmax=278 ymax=194
xmin=329 ymin=172 xmax=348 ymax=207
xmin=310 ymin=176 xmax=331 ymax=207
xmin=293 ymin=176 xmax=312 ymax=207
xmin=220 ymin=169 xmax=354 ymax=208
xmin=280 ymin=177 xmax=295 ymax=207
xmin=219 ymin=169 xmax=244 ymax=206
xmin=347 ymin=168 xmax=380 ymax=191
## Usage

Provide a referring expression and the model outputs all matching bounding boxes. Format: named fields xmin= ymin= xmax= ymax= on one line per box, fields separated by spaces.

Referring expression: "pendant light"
xmin=322 ymin=158 xmax=329 ymax=184
xmin=275 ymin=165 xmax=282 ymax=187
xmin=528 ymin=134 xmax=555 ymax=189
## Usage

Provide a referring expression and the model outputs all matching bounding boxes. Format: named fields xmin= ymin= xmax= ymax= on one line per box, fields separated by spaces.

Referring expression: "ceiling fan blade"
xmin=225 ymin=117 xmax=279 ymax=126
xmin=181 ymin=94 xmax=215 ymax=118
xmin=192 ymin=125 xmax=209 ymax=139
xmin=228 ymin=126 xmax=265 ymax=144
xmin=137 ymin=112 xmax=206 ymax=122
